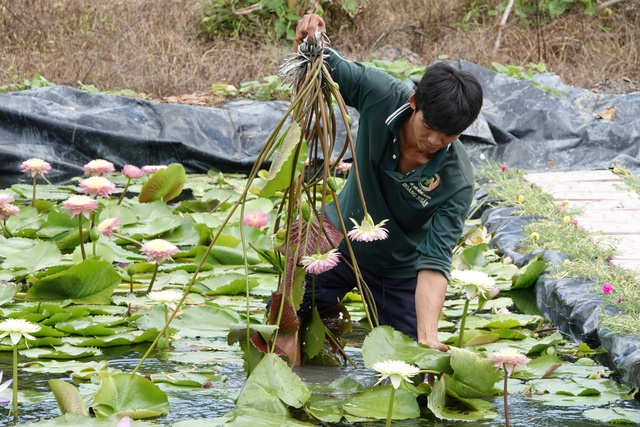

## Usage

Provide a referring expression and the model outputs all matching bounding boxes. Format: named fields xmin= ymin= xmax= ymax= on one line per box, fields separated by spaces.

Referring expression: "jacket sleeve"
xmin=414 ymin=183 xmax=474 ymax=280
xmin=325 ymin=49 xmax=409 ymax=112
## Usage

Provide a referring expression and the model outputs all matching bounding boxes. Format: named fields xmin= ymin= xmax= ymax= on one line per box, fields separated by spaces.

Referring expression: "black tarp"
xmin=1 ymin=59 xmax=638 ymax=186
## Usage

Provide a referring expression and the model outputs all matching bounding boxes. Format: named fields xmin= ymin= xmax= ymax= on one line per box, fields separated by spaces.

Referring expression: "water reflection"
xmin=1 ymin=330 xmax=638 ymax=426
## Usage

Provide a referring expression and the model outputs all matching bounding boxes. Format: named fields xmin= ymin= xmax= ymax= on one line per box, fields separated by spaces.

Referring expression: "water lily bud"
xmin=300 ymin=201 xmax=311 ymax=222
xmin=89 ymin=227 xmax=100 ymax=242
xmin=217 ymin=172 xmax=225 ymax=186
xmin=275 ymin=227 xmax=287 ymax=241
xmin=588 ymin=371 xmax=601 ymax=379
xmin=577 ymin=357 xmax=595 ymax=366
xmin=327 ymin=177 xmax=339 ymax=192
xmin=127 ymin=263 xmax=137 ymax=278
xmin=545 ymin=346 xmax=556 ymax=356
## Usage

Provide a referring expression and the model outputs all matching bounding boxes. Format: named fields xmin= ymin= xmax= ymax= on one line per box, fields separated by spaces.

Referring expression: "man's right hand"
xmin=295 ymin=14 xmax=326 ymax=45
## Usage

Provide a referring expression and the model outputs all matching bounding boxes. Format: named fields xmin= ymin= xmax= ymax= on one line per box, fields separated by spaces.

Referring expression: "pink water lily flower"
xmin=79 ymin=176 xmax=116 ymax=198
xmin=0 ymin=204 xmax=20 ymax=221
xmin=347 ymin=213 xmax=389 ymax=242
xmin=20 ymin=158 xmax=51 ymax=177
xmin=141 ymin=239 xmax=179 ymax=264
xmin=0 ymin=194 xmax=15 ymax=205
xmin=83 ymin=159 xmax=115 ymax=176
xmin=62 ymin=195 xmax=99 ymax=219
xmin=141 ymin=165 xmax=167 ymax=175
xmin=122 ymin=164 xmax=144 ymax=179
xmin=97 ymin=217 xmax=122 ymax=237
xmin=300 ymin=249 xmax=340 ymax=275
xmin=242 ymin=210 xmax=269 ymax=228
xmin=0 ymin=371 xmax=12 ymax=405
xmin=487 ymin=347 xmax=531 ymax=376
xmin=117 ymin=416 xmax=131 ymax=427
xmin=336 ymin=161 xmax=352 ymax=174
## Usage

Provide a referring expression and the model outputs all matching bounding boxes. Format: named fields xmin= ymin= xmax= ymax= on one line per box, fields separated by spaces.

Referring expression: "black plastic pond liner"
xmin=0 ymin=87 xmax=357 ymax=186
xmin=480 ymin=204 xmax=640 ymax=389
xmin=1 ymin=59 xmax=638 ymax=187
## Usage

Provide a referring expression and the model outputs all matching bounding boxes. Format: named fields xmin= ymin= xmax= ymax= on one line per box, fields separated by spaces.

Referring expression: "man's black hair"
xmin=414 ymin=61 xmax=483 ymax=136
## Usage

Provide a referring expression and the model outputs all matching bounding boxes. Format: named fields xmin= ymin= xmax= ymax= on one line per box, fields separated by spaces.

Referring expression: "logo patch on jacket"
xmin=419 ymin=174 xmax=440 ymax=191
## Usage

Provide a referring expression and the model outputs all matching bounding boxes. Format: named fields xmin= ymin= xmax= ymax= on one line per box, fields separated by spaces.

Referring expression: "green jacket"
xmin=325 ymin=50 xmax=474 ymax=279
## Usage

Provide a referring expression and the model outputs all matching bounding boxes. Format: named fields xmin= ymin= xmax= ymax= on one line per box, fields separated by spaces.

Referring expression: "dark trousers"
xmin=300 ymin=253 xmax=419 ymax=340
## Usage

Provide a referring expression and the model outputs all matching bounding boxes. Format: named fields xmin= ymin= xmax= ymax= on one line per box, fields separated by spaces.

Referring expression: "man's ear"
xmin=409 ymin=93 xmax=416 ymax=110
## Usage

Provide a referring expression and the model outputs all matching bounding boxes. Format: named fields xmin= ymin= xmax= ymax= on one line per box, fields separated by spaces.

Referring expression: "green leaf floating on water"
xmin=2 ymin=241 xmax=62 ymax=274
xmin=196 ymin=272 xmax=260 ymax=295
xmin=138 ymin=163 xmax=186 ymax=203
xmin=0 ymin=281 xmax=19 ymax=306
xmin=261 ymin=123 xmax=307 ymax=197
xmin=361 ymin=326 xmax=452 ymax=373
xmin=511 ymin=256 xmax=549 ymax=289
xmin=443 ymin=347 xmax=501 ymax=398
xmin=342 ymin=386 xmax=419 ymax=421
xmin=235 ymin=353 xmax=310 ymax=415
xmin=92 ymin=372 xmax=170 ymax=419
xmin=26 ymin=259 xmax=121 ymax=304
xmin=583 ymin=407 xmax=640 ymax=424
xmin=428 ymin=377 xmax=498 ymax=421
xmin=49 ymin=379 xmax=89 ymax=416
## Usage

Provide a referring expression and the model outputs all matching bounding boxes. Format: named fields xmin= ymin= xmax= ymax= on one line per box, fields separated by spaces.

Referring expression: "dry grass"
xmin=0 ymin=0 xmax=638 ymax=98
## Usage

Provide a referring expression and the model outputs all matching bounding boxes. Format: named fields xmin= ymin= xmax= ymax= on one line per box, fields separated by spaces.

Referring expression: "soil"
xmin=1 ymin=0 xmax=639 ymax=104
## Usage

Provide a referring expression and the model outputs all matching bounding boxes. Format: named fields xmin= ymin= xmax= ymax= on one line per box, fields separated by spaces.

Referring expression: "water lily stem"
xmin=2 ymin=220 xmax=12 ymax=238
xmin=147 ymin=264 xmax=159 ymax=293
xmin=117 ymin=178 xmax=131 ymax=205
xmin=31 ymin=177 xmax=36 ymax=208
xmin=163 ymin=304 xmax=169 ymax=344
xmin=12 ymin=345 xmax=18 ymax=423
xmin=78 ymin=216 xmax=86 ymax=260
xmin=503 ymin=373 xmax=510 ymax=427
xmin=457 ymin=298 xmax=470 ymax=347
xmin=113 ymin=233 xmax=142 ymax=246
xmin=386 ymin=386 xmax=395 ymax=427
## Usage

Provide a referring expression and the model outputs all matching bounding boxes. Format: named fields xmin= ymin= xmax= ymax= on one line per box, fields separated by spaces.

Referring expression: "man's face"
xmin=409 ymin=108 xmax=460 ymax=156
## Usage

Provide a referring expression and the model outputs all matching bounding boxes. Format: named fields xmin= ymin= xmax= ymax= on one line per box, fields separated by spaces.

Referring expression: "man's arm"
xmin=415 ymin=269 xmax=449 ymax=352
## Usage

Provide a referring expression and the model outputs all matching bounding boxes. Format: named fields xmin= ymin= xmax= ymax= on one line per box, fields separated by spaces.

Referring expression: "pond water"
xmin=2 ymin=326 xmax=638 ymax=426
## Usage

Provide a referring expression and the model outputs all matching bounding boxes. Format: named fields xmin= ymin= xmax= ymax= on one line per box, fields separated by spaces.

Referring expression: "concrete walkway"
xmin=523 ymin=169 xmax=640 ymax=274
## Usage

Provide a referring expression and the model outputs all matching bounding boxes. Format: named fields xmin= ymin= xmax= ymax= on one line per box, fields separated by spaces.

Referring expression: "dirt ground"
xmin=1 ymin=0 xmax=638 ymax=106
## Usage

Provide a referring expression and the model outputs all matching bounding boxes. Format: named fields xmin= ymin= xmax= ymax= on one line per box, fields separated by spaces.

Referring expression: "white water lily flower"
xmin=0 ymin=318 xmax=41 ymax=346
xmin=371 ymin=360 xmax=420 ymax=389
xmin=450 ymin=269 xmax=496 ymax=300
xmin=148 ymin=290 xmax=183 ymax=305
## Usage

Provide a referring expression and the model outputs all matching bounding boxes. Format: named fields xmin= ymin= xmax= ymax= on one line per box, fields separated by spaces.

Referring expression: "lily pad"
xmin=26 ymin=259 xmax=122 ymax=304
xmin=235 ymin=353 xmax=311 ymax=415
xmin=2 ymin=241 xmax=62 ymax=274
xmin=342 ymin=386 xmax=420 ymax=420
xmin=93 ymin=372 xmax=171 ymax=419
xmin=428 ymin=377 xmax=498 ymax=421
xmin=443 ymin=347 xmax=501 ymax=398
xmin=49 ymin=379 xmax=89 ymax=415
xmin=362 ymin=326 xmax=452 ymax=373
xmin=583 ymin=407 xmax=640 ymax=424
xmin=138 ymin=163 xmax=186 ymax=203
